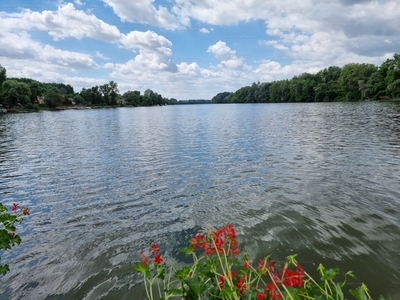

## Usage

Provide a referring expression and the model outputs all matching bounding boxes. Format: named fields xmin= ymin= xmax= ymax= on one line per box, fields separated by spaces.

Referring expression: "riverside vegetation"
xmin=1 ymin=54 xmax=400 ymax=111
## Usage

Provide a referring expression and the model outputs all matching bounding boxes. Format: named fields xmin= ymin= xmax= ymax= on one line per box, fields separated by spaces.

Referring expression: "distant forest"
xmin=0 ymin=65 xmax=209 ymax=110
xmin=212 ymin=53 xmax=400 ymax=103
xmin=1 ymin=53 xmax=400 ymax=110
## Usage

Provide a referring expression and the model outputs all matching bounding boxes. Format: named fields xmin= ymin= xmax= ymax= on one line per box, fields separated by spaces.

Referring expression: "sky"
xmin=0 ymin=0 xmax=399 ymax=100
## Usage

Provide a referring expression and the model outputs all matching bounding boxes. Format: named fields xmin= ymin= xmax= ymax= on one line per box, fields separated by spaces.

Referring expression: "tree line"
xmin=212 ymin=53 xmax=400 ymax=103
xmin=0 ymin=66 xmax=192 ymax=110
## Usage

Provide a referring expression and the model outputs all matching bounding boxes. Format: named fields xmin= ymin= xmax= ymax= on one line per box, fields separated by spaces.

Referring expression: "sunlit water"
xmin=0 ymin=102 xmax=399 ymax=299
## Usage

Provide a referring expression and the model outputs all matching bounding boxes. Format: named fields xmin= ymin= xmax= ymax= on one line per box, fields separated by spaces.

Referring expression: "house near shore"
xmin=117 ymin=98 xmax=126 ymax=105
xmin=37 ymin=96 xmax=45 ymax=106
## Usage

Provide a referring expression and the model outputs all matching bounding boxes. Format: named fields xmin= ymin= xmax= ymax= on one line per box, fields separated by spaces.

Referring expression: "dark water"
xmin=0 ymin=102 xmax=399 ymax=299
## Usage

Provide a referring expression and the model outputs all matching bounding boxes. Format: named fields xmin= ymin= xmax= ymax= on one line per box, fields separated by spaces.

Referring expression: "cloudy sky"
xmin=0 ymin=0 xmax=399 ymax=100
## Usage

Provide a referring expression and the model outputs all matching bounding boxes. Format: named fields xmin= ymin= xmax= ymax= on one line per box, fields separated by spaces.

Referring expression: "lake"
xmin=0 ymin=102 xmax=399 ymax=299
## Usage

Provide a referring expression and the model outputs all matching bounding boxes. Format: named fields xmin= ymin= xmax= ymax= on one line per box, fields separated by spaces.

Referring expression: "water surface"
xmin=0 ymin=102 xmax=399 ymax=299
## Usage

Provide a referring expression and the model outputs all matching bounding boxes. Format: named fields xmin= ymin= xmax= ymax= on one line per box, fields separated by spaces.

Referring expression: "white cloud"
xmin=199 ymin=28 xmax=209 ymax=33
xmin=95 ymin=51 xmax=110 ymax=60
xmin=102 ymin=0 xmax=182 ymax=30
xmin=207 ymin=41 xmax=237 ymax=60
xmin=1 ymin=3 xmax=121 ymax=41
xmin=74 ymin=0 xmax=84 ymax=6
xmin=0 ymin=31 xmax=98 ymax=69
xmin=120 ymin=30 xmax=173 ymax=56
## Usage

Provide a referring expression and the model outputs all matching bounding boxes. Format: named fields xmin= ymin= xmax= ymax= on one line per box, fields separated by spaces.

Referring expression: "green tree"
xmin=0 ymin=65 xmax=6 ymax=99
xmin=366 ymin=71 xmax=386 ymax=99
xmin=123 ymin=90 xmax=141 ymax=106
xmin=339 ymin=63 xmax=377 ymax=100
xmin=387 ymin=79 xmax=400 ymax=99
xmin=1 ymin=80 xmax=31 ymax=106
xmin=270 ymin=79 xmax=290 ymax=102
xmin=211 ymin=92 xmax=232 ymax=103
xmin=44 ymin=88 xmax=63 ymax=108
xmin=108 ymin=81 xmax=119 ymax=105
xmin=73 ymin=94 xmax=85 ymax=105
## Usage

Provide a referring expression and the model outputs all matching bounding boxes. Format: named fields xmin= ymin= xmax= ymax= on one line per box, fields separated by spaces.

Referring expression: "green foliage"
xmin=133 ymin=224 xmax=392 ymax=300
xmin=73 ymin=94 xmax=85 ymax=105
xmin=387 ymin=79 xmax=400 ymax=98
xmin=0 ymin=203 xmax=29 ymax=276
xmin=211 ymin=91 xmax=232 ymax=103
xmin=123 ymin=90 xmax=141 ymax=106
xmin=0 ymin=65 xmax=6 ymax=99
xmin=211 ymin=54 xmax=400 ymax=103
xmin=1 ymin=79 xmax=31 ymax=106
xmin=45 ymin=88 xmax=63 ymax=108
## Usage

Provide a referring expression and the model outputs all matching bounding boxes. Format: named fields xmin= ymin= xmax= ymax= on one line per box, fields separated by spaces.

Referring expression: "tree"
xmin=339 ymin=63 xmax=377 ymax=100
xmin=44 ymin=88 xmax=63 ymax=108
xmin=387 ymin=79 xmax=400 ymax=99
xmin=0 ymin=65 xmax=7 ymax=104
xmin=123 ymin=90 xmax=141 ymax=106
xmin=1 ymin=80 xmax=31 ymax=106
xmin=109 ymin=81 xmax=119 ymax=105
xmin=211 ymin=92 xmax=232 ymax=103
xmin=73 ymin=94 xmax=85 ymax=105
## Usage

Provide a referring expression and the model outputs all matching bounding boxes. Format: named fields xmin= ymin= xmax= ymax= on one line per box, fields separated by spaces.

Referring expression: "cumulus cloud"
xmin=0 ymin=31 xmax=98 ymax=69
xmin=102 ymin=0 xmax=181 ymax=30
xmin=1 ymin=3 xmax=121 ymax=41
xmin=120 ymin=30 xmax=173 ymax=56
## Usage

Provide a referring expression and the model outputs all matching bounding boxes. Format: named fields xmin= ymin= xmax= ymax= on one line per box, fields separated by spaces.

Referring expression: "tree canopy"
xmin=212 ymin=53 xmax=400 ymax=103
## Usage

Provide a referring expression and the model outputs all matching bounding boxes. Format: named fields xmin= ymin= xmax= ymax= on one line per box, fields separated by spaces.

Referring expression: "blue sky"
xmin=1 ymin=0 xmax=399 ymax=100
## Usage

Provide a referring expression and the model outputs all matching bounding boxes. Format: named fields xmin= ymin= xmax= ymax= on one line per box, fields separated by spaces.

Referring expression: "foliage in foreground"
xmin=134 ymin=224 xmax=391 ymax=300
xmin=0 ymin=203 xmax=30 ymax=275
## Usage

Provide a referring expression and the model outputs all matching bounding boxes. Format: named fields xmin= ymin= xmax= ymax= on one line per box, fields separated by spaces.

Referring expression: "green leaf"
xmin=183 ymin=276 xmax=207 ymax=296
xmin=175 ymin=267 xmax=191 ymax=279
xmin=322 ymin=268 xmax=340 ymax=281
xmin=334 ymin=282 xmax=344 ymax=300
xmin=282 ymin=286 xmax=301 ymax=300
xmin=349 ymin=286 xmax=368 ymax=300
xmin=0 ymin=264 xmax=10 ymax=276
xmin=167 ymin=288 xmax=182 ymax=296
xmin=179 ymin=247 xmax=194 ymax=255
xmin=156 ymin=264 xmax=166 ymax=280
xmin=132 ymin=263 xmax=150 ymax=277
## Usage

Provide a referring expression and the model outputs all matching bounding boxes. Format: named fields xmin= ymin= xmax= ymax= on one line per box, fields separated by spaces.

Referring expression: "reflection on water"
xmin=0 ymin=102 xmax=399 ymax=299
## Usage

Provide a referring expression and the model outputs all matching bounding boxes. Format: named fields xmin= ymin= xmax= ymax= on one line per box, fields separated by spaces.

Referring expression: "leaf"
xmin=183 ymin=276 xmax=207 ymax=296
xmin=334 ymin=282 xmax=344 ymax=300
xmin=282 ymin=286 xmax=301 ymax=300
xmin=322 ymin=268 xmax=340 ymax=281
xmin=179 ymin=247 xmax=194 ymax=255
xmin=132 ymin=264 xmax=150 ymax=277
xmin=349 ymin=286 xmax=368 ymax=300
xmin=175 ymin=267 xmax=191 ymax=279
xmin=167 ymin=288 xmax=182 ymax=296
xmin=156 ymin=264 xmax=166 ymax=280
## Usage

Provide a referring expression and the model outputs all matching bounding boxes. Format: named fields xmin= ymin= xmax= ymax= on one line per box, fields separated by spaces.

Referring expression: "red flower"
xmin=235 ymin=274 xmax=247 ymax=295
xmin=11 ymin=203 xmax=20 ymax=211
xmin=151 ymin=243 xmax=160 ymax=254
xmin=256 ymin=292 xmax=266 ymax=300
xmin=266 ymin=283 xmax=282 ymax=300
xmin=154 ymin=254 xmax=163 ymax=265
xmin=140 ymin=250 xmax=149 ymax=266
xmin=244 ymin=260 xmax=252 ymax=269
xmin=259 ymin=258 xmax=267 ymax=270
xmin=22 ymin=207 xmax=30 ymax=216
xmin=9 ymin=232 xmax=16 ymax=237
